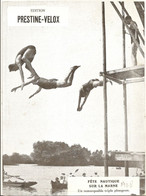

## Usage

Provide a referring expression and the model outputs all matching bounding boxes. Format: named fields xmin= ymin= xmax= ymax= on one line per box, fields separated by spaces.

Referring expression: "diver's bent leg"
xmin=25 ymin=64 xmax=34 ymax=79
xmin=56 ymin=66 xmax=80 ymax=88
xmin=131 ymin=43 xmax=137 ymax=66
xmin=56 ymin=70 xmax=76 ymax=87
xmin=56 ymin=73 xmax=75 ymax=88
xmin=22 ymin=57 xmax=39 ymax=78
xmin=65 ymin=66 xmax=80 ymax=86
xmin=64 ymin=66 xmax=80 ymax=83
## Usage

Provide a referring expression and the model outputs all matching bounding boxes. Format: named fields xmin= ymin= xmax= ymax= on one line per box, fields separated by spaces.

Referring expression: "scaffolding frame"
xmin=101 ymin=2 xmax=145 ymax=177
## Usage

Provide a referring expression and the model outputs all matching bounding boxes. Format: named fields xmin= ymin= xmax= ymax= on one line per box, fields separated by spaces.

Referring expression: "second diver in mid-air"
xmin=9 ymin=45 xmax=39 ymax=90
xmin=77 ymin=78 xmax=112 ymax=111
xmin=11 ymin=66 xmax=80 ymax=99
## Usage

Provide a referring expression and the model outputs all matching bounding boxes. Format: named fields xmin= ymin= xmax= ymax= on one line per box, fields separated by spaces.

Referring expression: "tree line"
xmin=3 ymin=153 xmax=33 ymax=165
xmin=2 ymin=140 xmax=135 ymax=167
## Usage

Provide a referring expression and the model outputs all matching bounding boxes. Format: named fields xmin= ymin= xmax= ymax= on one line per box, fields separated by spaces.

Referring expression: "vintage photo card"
xmin=1 ymin=0 xmax=145 ymax=195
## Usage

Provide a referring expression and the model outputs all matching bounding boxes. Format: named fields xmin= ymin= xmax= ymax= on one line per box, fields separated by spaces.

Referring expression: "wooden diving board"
xmin=100 ymin=65 xmax=145 ymax=84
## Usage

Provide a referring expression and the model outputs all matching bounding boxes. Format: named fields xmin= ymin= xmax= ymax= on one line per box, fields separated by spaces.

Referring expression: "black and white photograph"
xmin=1 ymin=0 xmax=145 ymax=195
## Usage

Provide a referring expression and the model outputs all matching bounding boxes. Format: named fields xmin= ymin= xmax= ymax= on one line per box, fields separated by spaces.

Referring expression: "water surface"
xmin=3 ymin=164 xmax=138 ymax=195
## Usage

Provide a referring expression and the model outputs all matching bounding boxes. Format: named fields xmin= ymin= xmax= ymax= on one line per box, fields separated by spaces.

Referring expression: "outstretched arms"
xmin=77 ymin=89 xmax=90 ymax=111
xmin=77 ymin=93 xmax=82 ymax=111
xmin=77 ymin=95 xmax=89 ymax=111
xmin=29 ymin=87 xmax=42 ymax=99
xmin=11 ymin=78 xmax=42 ymax=99
xmin=11 ymin=78 xmax=37 ymax=92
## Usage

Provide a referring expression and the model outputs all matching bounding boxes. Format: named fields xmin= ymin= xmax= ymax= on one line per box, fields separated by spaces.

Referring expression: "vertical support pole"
xmin=122 ymin=2 xmax=129 ymax=176
xmin=122 ymin=3 xmax=126 ymax=69
xmin=102 ymin=2 xmax=108 ymax=177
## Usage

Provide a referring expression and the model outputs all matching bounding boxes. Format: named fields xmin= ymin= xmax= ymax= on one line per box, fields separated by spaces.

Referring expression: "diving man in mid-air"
xmin=77 ymin=78 xmax=112 ymax=111
xmin=11 ymin=66 xmax=80 ymax=99
xmin=9 ymin=45 xmax=39 ymax=90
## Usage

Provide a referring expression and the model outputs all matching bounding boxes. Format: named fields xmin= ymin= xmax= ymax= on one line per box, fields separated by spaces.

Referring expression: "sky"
xmin=1 ymin=0 xmax=145 ymax=155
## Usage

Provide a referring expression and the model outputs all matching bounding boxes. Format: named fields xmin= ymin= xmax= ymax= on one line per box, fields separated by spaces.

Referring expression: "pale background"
xmin=1 ymin=0 xmax=145 ymax=155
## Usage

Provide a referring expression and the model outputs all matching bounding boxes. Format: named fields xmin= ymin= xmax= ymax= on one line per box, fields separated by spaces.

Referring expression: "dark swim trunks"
xmin=34 ymin=78 xmax=58 ymax=89
xmin=82 ymin=81 xmax=94 ymax=92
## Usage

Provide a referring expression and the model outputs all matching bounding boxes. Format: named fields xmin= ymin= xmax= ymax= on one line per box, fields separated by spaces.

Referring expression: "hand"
xmin=29 ymin=94 xmax=34 ymax=99
xmin=107 ymin=79 xmax=113 ymax=85
xmin=77 ymin=107 xmax=82 ymax=111
xmin=21 ymin=82 xmax=25 ymax=90
xmin=110 ymin=81 xmax=113 ymax=85
xmin=11 ymin=87 xmax=18 ymax=92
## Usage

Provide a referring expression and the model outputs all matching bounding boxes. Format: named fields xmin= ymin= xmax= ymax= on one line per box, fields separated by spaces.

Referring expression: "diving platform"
xmin=100 ymin=65 xmax=145 ymax=84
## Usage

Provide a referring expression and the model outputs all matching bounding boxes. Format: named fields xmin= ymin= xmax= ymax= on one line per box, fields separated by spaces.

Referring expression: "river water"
xmin=3 ymin=164 xmax=138 ymax=195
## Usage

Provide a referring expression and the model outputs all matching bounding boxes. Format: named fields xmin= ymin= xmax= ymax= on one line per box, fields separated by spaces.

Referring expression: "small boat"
xmin=51 ymin=180 xmax=67 ymax=189
xmin=3 ymin=181 xmax=37 ymax=188
xmin=3 ymin=173 xmax=37 ymax=188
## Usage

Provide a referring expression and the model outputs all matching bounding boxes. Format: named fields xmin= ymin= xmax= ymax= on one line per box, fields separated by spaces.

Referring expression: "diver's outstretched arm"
xmin=29 ymin=87 xmax=42 ymax=99
xmin=80 ymin=95 xmax=89 ymax=111
xmin=77 ymin=94 xmax=89 ymax=111
xmin=77 ymin=93 xmax=82 ymax=111
xmin=11 ymin=78 xmax=37 ymax=92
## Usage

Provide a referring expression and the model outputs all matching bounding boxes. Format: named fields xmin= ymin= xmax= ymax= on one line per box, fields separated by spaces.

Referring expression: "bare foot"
xmin=71 ymin=65 xmax=81 ymax=70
